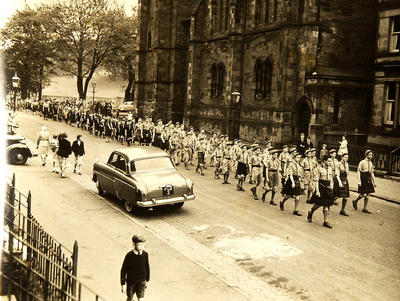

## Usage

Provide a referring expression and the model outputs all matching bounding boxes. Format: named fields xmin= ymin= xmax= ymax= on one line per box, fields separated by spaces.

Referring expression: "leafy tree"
xmin=46 ymin=0 xmax=127 ymax=100
xmin=103 ymin=9 xmax=138 ymax=102
xmin=1 ymin=6 xmax=56 ymax=99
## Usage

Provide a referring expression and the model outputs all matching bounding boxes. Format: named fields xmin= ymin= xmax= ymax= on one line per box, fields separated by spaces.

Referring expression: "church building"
xmin=135 ymin=0 xmax=377 ymax=145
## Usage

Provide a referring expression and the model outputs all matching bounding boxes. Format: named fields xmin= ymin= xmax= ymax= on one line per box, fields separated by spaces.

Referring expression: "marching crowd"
xmin=29 ymin=98 xmax=377 ymax=229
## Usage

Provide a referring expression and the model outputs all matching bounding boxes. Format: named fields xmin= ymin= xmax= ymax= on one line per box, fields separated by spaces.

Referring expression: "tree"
xmin=47 ymin=0 xmax=127 ymax=100
xmin=102 ymin=9 xmax=138 ymax=101
xmin=1 ymin=6 xmax=56 ymax=99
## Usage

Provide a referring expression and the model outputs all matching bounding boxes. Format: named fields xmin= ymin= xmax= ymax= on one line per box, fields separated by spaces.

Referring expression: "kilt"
xmin=358 ymin=172 xmax=375 ymax=194
xmin=309 ymin=179 xmax=334 ymax=207
xmin=198 ymin=152 xmax=205 ymax=164
xmin=142 ymin=129 xmax=151 ymax=144
xmin=337 ymin=171 xmax=350 ymax=198
xmin=38 ymin=140 xmax=50 ymax=156
xmin=281 ymin=175 xmax=302 ymax=196
xmin=154 ymin=133 xmax=162 ymax=148
xmin=236 ymin=162 xmax=247 ymax=175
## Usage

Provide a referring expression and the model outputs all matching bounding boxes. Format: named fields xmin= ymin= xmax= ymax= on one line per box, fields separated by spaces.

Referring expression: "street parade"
xmin=16 ymin=96 xmax=377 ymax=230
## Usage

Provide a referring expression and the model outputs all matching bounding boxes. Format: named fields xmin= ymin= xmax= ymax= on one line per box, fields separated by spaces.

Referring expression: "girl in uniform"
xmin=338 ymin=153 xmax=350 ymax=216
xmin=280 ymin=152 xmax=303 ymax=216
xmin=37 ymin=125 xmax=51 ymax=166
xmin=307 ymin=155 xmax=334 ymax=228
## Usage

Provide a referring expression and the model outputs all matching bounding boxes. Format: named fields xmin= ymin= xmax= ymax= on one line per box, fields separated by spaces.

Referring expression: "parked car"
xmin=6 ymin=134 xmax=34 ymax=165
xmin=92 ymin=146 xmax=195 ymax=213
xmin=117 ymin=101 xmax=134 ymax=118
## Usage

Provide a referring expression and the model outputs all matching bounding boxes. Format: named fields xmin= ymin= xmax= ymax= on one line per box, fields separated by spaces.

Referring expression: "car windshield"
xmin=131 ymin=157 xmax=174 ymax=173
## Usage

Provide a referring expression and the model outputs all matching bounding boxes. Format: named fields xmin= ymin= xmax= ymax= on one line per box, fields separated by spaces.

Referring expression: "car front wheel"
xmin=124 ymin=199 xmax=134 ymax=213
xmin=10 ymin=150 xmax=28 ymax=165
xmin=173 ymin=202 xmax=184 ymax=208
xmin=96 ymin=181 xmax=104 ymax=196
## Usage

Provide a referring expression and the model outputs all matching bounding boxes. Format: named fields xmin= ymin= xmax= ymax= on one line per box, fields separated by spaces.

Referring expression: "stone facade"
xmin=369 ymin=0 xmax=400 ymax=147
xmin=136 ymin=0 xmax=377 ymax=145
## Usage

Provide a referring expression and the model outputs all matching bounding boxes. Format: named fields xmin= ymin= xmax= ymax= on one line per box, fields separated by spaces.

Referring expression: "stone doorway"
xmin=294 ymin=97 xmax=312 ymax=137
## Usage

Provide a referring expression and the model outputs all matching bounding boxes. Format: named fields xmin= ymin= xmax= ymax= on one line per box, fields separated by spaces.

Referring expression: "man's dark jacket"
xmin=57 ymin=137 xmax=72 ymax=158
xmin=120 ymin=251 xmax=150 ymax=285
xmin=72 ymin=140 xmax=85 ymax=156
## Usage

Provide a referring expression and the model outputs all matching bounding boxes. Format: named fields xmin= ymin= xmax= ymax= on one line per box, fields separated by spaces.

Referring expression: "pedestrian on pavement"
xmin=72 ymin=135 xmax=85 ymax=175
xmin=50 ymin=134 xmax=59 ymax=173
xmin=352 ymin=150 xmax=376 ymax=214
xmin=37 ymin=125 xmax=51 ymax=166
xmin=338 ymin=136 xmax=348 ymax=158
xmin=56 ymin=132 xmax=72 ymax=178
xmin=121 ymin=235 xmax=150 ymax=301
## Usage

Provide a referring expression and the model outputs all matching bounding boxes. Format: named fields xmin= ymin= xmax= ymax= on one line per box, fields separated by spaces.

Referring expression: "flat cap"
xmin=132 ymin=234 xmax=146 ymax=243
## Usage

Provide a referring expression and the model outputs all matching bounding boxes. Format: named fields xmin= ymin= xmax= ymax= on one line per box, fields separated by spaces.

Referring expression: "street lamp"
xmin=11 ymin=73 xmax=20 ymax=112
xmin=232 ymin=90 xmax=241 ymax=104
xmin=92 ymin=82 xmax=96 ymax=112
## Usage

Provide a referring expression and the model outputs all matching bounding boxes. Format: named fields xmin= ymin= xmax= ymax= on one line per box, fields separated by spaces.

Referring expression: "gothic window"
xmin=147 ymin=31 xmax=152 ymax=50
xmin=217 ymin=63 xmax=225 ymax=97
xmin=265 ymin=0 xmax=270 ymax=23
xmin=333 ymin=93 xmax=340 ymax=124
xmin=211 ymin=64 xmax=217 ymax=97
xmin=263 ymin=59 xmax=272 ymax=98
xmin=254 ymin=59 xmax=263 ymax=99
xmin=219 ymin=0 xmax=224 ymax=32
xmin=273 ymin=0 xmax=278 ymax=21
xmin=224 ymin=0 xmax=229 ymax=31
xmin=255 ymin=0 xmax=262 ymax=26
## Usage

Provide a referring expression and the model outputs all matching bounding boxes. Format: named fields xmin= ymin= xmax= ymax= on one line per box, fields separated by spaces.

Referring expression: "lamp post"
xmin=92 ymin=82 xmax=96 ymax=113
xmin=11 ymin=73 xmax=20 ymax=112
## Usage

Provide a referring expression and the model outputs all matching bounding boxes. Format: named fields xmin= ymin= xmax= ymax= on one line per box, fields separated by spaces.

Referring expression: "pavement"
xmin=6 ymin=111 xmax=400 ymax=301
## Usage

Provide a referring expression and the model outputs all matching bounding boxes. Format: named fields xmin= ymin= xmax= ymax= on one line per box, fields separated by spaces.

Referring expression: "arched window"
xmin=147 ymin=31 xmax=152 ymax=50
xmin=333 ymin=93 xmax=340 ymax=124
xmin=254 ymin=60 xmax=263 ymax=98
xmin=265 ymin=0 xmax=270 ymax=23
xmin=210 ymin=64 xmax=217 ymax=97
xmin=273 ymin=0 xmax=278 ymax=21
xmin=217 ymin=63 xmax=225 ymax=97
xmin=263 ymin=59 xmax=272 ymax=98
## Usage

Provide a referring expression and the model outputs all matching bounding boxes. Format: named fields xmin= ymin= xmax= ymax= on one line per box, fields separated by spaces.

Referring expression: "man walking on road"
xmin=72 ymin=135 xmax=85 ymax=175
xmin=56 ymin=132 xmax=72 ymax=178
xmin=121 ymin=235 xmax=150 ymax=301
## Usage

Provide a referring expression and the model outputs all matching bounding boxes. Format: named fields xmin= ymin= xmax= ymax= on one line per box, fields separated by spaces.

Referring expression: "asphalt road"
xmin=9 ymin=112 xmax=400 ymax=301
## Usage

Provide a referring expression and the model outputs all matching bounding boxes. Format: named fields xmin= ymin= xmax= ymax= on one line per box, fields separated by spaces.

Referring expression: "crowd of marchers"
xmin=20 ymin=97 xmax=377 ymax=229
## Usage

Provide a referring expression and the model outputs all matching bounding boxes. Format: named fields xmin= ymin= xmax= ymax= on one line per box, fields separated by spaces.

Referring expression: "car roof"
xmin=114 ymin=146 xmax=169 ymax=161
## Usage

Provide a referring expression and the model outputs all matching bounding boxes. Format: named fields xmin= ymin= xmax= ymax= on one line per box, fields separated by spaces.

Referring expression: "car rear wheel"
xmin=124 ymin=200 xmax=135 ymax=213
xmin=96 ymin=181 xmax=104 ymax=196
xmin=173 ymin=202 xmax=184 ymax=208
xmin=10 ymin=150 xmax=28 ymax=165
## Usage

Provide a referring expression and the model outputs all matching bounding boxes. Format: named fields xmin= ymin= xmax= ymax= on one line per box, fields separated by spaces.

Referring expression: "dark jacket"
xmin=57 ymin=138 xmax=72 ymax=158
xmin=296 ymin=138 xmax=306 ymax=155
xmin=72 ymin=140 xmax=85 ymax=156
xmin=120 ymin=250 xmax=150 ymax=285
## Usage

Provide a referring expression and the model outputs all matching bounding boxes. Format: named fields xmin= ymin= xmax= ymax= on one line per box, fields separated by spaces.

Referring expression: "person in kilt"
xmin=329 ymin=149 xmax=340 ymax=205
xmin=337 ymin=153 xmax=350 ymax=216
xmin=307 ymin=155 xmax=335 ymax=229
xmin=352 ymin=150 xmax=376 ymax=214
xmin=280 ymin=151 xmax=303 ymax=216
xmin=212 ymin=144 xmax=224 ymax=179
xmin=236 ymin=144 xmax=248 ymax=191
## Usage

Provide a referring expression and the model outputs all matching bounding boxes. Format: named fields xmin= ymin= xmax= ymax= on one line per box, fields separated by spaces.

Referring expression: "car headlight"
xmin=185 ymin=178 xmax=194 ymax=190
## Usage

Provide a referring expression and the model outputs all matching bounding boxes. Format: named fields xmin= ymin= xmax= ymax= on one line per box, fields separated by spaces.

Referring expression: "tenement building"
xmin=135 ymin=0 xmax=377 ymax=144
xmin=370 ymin=0 xmax=400 ymax=147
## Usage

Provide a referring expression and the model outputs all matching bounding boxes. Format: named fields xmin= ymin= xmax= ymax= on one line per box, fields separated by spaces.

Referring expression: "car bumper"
xmin=137 ymin=194 xmax=195 ymax=207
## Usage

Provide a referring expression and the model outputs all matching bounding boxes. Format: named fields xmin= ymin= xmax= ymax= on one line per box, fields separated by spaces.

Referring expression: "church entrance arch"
xmin=294 ymin=97 xmax=312 ymax=137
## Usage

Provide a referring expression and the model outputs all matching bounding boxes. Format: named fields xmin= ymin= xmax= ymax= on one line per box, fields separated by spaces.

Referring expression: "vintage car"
xmin=6 ymin=134 xmax=34 ymax=165
xmin=116 ymin=101 xmax=134 ymax=118
xmin=92 ymin=147 xmax=195 ymax=213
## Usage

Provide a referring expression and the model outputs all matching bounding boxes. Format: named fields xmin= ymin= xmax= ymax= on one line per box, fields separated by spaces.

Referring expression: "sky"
xmin=0 ymin=0 xmax=138 ymax=29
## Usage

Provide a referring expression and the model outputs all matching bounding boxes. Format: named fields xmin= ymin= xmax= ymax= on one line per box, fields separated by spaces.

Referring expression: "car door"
xmin=102 ymin=152 xmax=119 ymax=193
xmin=113 ymin=154 xmax=130 ymax=200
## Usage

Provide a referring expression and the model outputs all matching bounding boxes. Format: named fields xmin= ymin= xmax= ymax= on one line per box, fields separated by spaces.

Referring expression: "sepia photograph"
xmin=0 ymin=0 xmax=399 ymax=300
